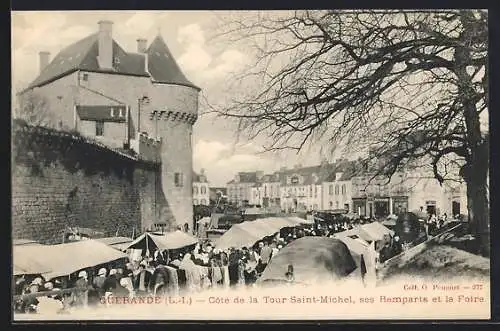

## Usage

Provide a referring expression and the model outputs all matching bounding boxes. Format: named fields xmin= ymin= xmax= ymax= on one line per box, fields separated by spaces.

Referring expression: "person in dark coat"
xmin=92 ymin=268 xmax=108 ymax=298
xmin=360 ymin=254 xmax=367 ymax=287
xmin=103 ymin=269 xmax=118 ymax=294
xmin=133 ymin=263 xmax=152 ymax=296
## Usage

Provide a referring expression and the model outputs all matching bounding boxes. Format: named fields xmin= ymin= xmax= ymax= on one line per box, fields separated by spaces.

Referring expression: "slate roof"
xmin=280 ymin=160 xmax=361 ymax=186
xmin=146 ymin=35 xmax=199 ymax=89
xmin=261 ymin=174 xmax=280 ymax=183
xmin=193 ymin=171 xmax=208 ymax=183
xmin=239 ymin=172 xmax=259 ymax=183
xmin=76 ymin=105 xmax=127 ymax=123
xmin=324 ymin=160 xmax=362 ymax=181
xmin=227 ymin=172 xmax=261 ymax=185
xmin=279 ymin=164 xmax=332 ymax=186
xmin=26 ymin=31 xmax=199 ymax=91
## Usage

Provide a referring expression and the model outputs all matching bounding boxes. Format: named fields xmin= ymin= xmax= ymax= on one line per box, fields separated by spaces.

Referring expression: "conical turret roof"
xmin=147 ymin=34 xmax=200 ymax=90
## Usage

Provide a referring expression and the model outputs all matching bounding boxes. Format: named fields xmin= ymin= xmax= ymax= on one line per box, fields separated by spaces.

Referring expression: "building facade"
xmin=278 ymin=164 xmax=332 ymax=212
xmin=19 ymin=21 xmax=200 ymax=230
xmin=351 ymin=169 xmax=468 ymax=218
xmin=249 ymin=184 xmax=263 ymax=206
xmin=321 ymin=172 xmax=353 ymax=212
xmin=193 ymin=169 xmax=209 ymax=206
xmin=227 ymin=171 xmax=264 ymax=206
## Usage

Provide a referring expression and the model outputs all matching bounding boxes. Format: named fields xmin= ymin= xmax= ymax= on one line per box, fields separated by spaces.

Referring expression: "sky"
xmin=11 ymin=11 xmax=488 ymax=187
xmin=11 ymin=11 xmax=325 ymax=187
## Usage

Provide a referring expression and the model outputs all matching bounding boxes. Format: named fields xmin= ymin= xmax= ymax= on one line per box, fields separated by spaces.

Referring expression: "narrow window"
xmin=96 ymin=121 xmax=104 ymax=136
xmin=174 ymin=173 xmax=184 ymax=187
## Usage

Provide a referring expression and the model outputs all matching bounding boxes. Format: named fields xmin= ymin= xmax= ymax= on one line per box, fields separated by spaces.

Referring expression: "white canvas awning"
xmin=14 ymin=240 xmax=128 ymax=279
xmin=125 ymin=231 xmax=199 ymax=251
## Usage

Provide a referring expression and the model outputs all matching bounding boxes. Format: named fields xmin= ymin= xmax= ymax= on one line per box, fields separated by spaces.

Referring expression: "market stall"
xmin=125 ymin=230 xmax=199 ymax=252
xmin=215 ymin=216 xmax=311 ymax=250
xmin=95 ymin=236 xmax=133 ymax=251
xmin=258 ymin=237 xmax=358 ymax=285
xmin=13 ymin=240 xmax=128 ymax=280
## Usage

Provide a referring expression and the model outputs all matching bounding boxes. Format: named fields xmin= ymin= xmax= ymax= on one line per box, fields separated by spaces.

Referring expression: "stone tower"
xmin=138 ymin=34 xmax=200 ymax=231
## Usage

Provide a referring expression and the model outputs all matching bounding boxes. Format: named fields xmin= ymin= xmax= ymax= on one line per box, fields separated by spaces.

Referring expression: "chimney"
xmin=137 ymin=38 xmax=148 ymax=53
xmin=97 ymin=20 xmax=113 ymax=69
xmin=137 ymin=38 xmax=149 ymax=73
xmin=39 ymin=51 xmax=50 ymax=73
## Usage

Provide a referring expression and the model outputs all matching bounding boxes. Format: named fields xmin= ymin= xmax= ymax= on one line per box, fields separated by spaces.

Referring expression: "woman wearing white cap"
xmin=75 ymin=270 xmax=89 ymax=308
xmin=93 ymin=268 xmax=107 ymax=297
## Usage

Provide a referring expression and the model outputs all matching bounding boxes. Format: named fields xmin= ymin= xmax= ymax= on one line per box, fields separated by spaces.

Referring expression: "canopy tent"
xmin=215 ymin=217 xmax=312 ymax=249
xmin=95 ymin=236 xmax=133 ymax=251
xmin=125 ymin=231 xmax=199 ymax=251
xmin=382 ymin=219 xmax=397 ymax=227
xmin=13 ymin=248 xmax=52 ymax=276
xmin=258 ymin=237 xmax=357 ymax=284
xmin=13 ymin=240 xmax=128 ymax=280
xmin=214 ymin=224 xmax=262 ymax=250
xmin=358 ymin=222 xmax=394 ymax=242
xmin=335 ymin=236 xmax=369 ymax=257
xmin=333 ymin=227 xmax=362 ymax=240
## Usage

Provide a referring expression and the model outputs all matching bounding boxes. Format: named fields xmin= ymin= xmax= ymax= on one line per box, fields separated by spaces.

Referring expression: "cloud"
xmin=176 ymin=23 xmax=248 ymax=86
xmin=201 ymin=49 xmax=248 ymax=80
xmin=177 ymin=23 xmax=212 ymax=72
xmin=193 ymin=140 xmax=231 ymax=166
xmin=12 ymin=14 xmax=95 ymax=87
xmin=193 ymin=139 xmax=279 ymax=186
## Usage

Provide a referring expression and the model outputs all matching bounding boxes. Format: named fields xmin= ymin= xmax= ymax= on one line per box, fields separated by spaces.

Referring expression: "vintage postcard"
xmin=11 ymin=10 xmax=490 ymax=321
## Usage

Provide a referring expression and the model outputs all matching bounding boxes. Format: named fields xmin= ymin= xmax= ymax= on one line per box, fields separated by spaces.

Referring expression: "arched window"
xmin=329 ymin=185 xmax=333 ymax=195
xmin=310 ymin=186 xmax=313 ymax=197
xmin=193 ymin=199 xmax=198 ymax=205
xmin=201 ymin=186 xmax=206 ymax=194
xmin=341 ymin=184 xmax=346 ymax=195
xmin=335 ymin=185 xmax=339 ymax=195
xmin=201 ymin=199 xmax=206 ymax=205
xmin=193 ymin=186 xmax=198 ymax=194
xmin=329 ymin=201 xmax=333 ymax=208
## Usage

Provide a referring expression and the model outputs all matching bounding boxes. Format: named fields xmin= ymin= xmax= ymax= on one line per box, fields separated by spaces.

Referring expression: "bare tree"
xmin=13 ymin=90 xmax=56 ymax=128
xmin=211 ymin=10 xmax=489 ymax=255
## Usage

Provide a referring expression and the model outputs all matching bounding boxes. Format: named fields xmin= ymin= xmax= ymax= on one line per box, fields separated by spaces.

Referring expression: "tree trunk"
xmin=465 ymin=144 xmax=490 ymax=257
xmin=456 ymin=11 xmax=490 ymax=257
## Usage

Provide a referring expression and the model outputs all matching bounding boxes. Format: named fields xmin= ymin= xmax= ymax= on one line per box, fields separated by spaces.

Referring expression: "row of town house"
xmin=226 ymin=159 xmax=468 ymax=219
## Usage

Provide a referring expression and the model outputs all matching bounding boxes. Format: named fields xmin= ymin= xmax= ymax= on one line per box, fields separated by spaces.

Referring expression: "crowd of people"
xmin=14 ymin=212 xmax=457 ymax=315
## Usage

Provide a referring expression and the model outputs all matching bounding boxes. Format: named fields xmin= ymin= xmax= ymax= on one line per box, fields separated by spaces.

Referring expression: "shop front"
xmin=374 ymin=198 xmax=390 ymax=218
xmin=352 ymin=198 xmax=366 ymax=217
xmin=392 ymin=196 xmax=409 ymax=214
